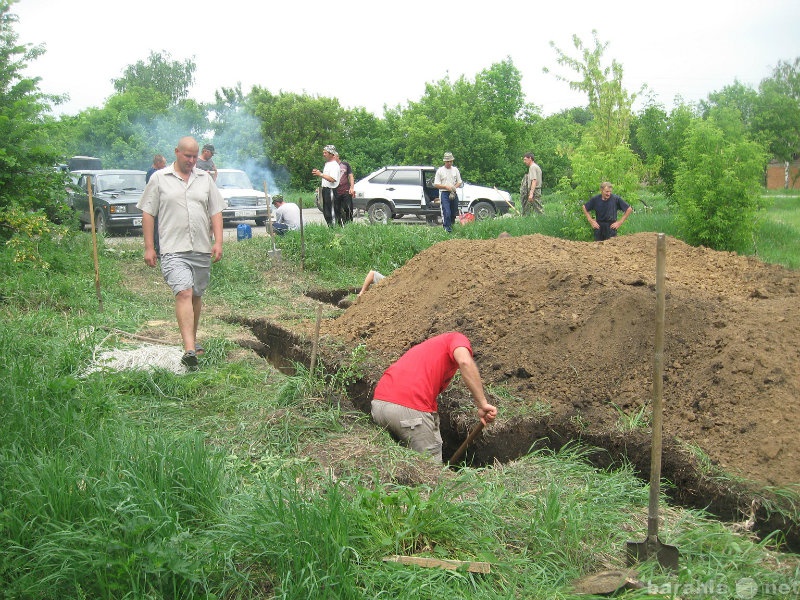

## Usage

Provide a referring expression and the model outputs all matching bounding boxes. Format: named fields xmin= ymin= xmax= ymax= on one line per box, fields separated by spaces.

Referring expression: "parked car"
xmin=215 ymin=168 xmax=270 ymax=226
xmin=352 ymin=166 xmax=513 ymax=224
xmin=69 ymin=169 xmax=146 ymax=233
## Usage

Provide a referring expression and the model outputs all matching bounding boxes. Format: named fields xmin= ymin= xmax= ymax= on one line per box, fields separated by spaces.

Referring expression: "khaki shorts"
xmin=160 ymin=252 xmax=211 ymax=296
xmin=371 ymin=399 xmax=442 ymax=462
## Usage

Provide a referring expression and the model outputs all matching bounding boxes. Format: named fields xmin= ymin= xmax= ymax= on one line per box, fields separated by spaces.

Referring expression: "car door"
xmin=386 ymin=169 xmax=425 ymax=214
xmin=72 ymin=174 xmax=93 ymax=224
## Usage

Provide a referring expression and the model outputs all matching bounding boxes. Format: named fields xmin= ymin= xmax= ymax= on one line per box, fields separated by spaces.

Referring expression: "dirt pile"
xmin=321 ymin=232 xmax=800 ymax=488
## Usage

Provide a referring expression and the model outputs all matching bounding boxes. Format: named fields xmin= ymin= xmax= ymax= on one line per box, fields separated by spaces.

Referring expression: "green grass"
xmin=1 ymin=200 xmax=799 ymax=597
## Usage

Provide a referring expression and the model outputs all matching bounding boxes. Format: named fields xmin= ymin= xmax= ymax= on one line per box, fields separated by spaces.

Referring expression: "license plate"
xmin=235 ymin=209 xmax=256 ymax=218
xmin=133 ymin=218 xmax=142 ymax=226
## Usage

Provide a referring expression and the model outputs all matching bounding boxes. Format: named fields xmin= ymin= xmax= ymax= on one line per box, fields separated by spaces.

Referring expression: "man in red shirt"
xmin=371 ymin=332 xmax=498 ymax=462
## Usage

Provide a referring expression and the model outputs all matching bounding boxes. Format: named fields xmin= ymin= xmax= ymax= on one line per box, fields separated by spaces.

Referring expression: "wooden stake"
xmin=309 ymin=303 xmax=323 ymax=373
xmin=86 ymin=177 xmax=103 ymax=312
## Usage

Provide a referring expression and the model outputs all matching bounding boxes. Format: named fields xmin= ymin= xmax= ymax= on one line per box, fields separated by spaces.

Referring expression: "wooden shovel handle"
xmin=448 ymin=421 xmax=485 ymax=464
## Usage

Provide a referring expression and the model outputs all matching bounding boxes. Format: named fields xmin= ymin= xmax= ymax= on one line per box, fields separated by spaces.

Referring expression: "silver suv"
xmin=353 ymin=166 xmax=512 ymax=224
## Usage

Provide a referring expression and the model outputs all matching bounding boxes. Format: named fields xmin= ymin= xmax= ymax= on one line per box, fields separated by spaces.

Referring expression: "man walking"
xmin=312 ymin=144 xmax=341 ymax=226
xmin=521 ymin=152 xmax=544 ymax=215
xmin=371 ymin=331 xmax=498 ymax=462
xmin=433 ymin=152 xmax=462 ymax=232
xmin=137 ymin=136 xmax=224 ymax=369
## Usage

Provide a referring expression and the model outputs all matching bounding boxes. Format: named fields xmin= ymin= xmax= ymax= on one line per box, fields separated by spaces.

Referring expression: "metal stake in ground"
xmin=626 ymin=232 xmax=679 ymax=571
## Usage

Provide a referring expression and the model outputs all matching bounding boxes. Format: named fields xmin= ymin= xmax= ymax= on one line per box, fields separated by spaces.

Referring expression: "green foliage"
xmin=112 ymin=50 xmax=196 ymax=104
xmin=753 ymin=57 xmax=800 ymax=162
xmin=674 ymin=117 xmax=768 ymax=251
xmin=0 ymin=0 xmax=71 ymax=240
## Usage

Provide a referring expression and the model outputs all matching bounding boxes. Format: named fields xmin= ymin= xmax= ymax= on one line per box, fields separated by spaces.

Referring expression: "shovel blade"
xmin=626 ymin=536 xmax=679 ymax=571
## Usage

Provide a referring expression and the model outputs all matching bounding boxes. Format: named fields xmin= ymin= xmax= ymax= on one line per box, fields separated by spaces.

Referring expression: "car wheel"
xmin=94 ymin=210 xmax=108 ymax=234
xmin=472 ymin=201 xmax=496 ymax=220
xmin=367 ymin=202 xmax=393 ymax=224
xmin=255 ymin=218 xmax=266 ymax=226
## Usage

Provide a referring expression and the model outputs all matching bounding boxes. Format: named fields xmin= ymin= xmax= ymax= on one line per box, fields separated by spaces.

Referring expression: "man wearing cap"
xmin=311 ymin=145 xmax=341 ymax=226
xmin=434 ymin=152 xmax=462 ymax=232
xmin=270 ymin=194 xmax=301 ymax=235
xmin=197 ymin=144 xmax=217 ymax=181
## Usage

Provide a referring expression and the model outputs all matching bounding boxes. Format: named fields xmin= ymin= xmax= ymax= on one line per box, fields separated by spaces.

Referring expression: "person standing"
xmin=146 ymin=154 xmax=166 ymax=183
xmin=270 ymin=194 xmax=301 ymax=235
xmin=521 ymin=152 xmax=544 ymax=215
xmin=334 ymin=150 xmax=355 ymax=225
xmin=312 ymin=144 xmax=341 ymax=226
xmin=582 ymin=182 xmax=633 ymax=241
xmin=196 ymin=144 xmax=218 ymax=181
xmin=137 ymin=136 xmax=224 ymax=369
xmin=371 ymin=331 xmax=498 ymax=462
xmin=433 ymin=152 xmax=462 ymax=233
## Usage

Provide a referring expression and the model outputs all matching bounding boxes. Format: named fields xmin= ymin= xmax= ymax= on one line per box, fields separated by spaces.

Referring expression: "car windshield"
xmin=96 ymin=173 xmax=146 ymax=192
xmin=216 ymin=171 xmax=254 ymax=189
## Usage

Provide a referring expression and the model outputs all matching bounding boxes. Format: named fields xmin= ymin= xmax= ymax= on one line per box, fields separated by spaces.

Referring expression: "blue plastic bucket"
xmin=236 ymin=223 xmax=252 ymax=241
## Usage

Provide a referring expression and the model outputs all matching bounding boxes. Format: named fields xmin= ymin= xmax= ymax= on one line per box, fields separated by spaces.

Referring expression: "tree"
xmin=673 ymin=117 xmax=767 ymax=252
xmin=0 ymin=0 xmax=74 ymax=251
xmin=753 ymin=57 xmax=800 ymax=166
xmin=545 ymin=30 xmax=640 ymax=151
xmin=250 ymin=88 xmax=346 ymax=191
xmin=112 ymin=50 xmax=196 ymax=104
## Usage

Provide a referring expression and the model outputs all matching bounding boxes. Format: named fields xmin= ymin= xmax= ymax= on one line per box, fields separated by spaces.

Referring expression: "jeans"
xmin=440 ymin=191 xmax=458 ymax=232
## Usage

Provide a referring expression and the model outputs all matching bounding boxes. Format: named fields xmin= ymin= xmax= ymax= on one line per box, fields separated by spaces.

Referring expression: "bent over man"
xmin=371 ymin=331 xmax=498 ymax=462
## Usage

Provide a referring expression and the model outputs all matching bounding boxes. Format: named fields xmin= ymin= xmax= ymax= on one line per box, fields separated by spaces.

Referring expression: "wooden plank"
xmin=382 ymin=555 xmax=491 ymax=574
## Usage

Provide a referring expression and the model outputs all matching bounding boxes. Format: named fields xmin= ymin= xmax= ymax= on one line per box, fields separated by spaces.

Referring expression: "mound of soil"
xmin=321 ymin=233 xmax=800 ymax=489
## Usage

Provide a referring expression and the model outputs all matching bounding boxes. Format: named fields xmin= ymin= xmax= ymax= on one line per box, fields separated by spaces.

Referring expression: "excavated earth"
xmin=258 ymin=232 xmax=800 ymax=546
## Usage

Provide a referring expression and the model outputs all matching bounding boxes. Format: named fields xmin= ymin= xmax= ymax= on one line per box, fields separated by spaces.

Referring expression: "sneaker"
xmin=181 ymin=351 xmax=198 ymax=369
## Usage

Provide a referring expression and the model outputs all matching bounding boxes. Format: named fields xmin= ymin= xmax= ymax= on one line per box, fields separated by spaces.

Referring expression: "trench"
xmin=231 ymin=313 xmax=800 ymax=553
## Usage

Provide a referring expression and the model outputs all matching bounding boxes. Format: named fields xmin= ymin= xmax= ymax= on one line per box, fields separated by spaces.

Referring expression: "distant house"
xmin=766 ymin=159 xmax=800 ymax=190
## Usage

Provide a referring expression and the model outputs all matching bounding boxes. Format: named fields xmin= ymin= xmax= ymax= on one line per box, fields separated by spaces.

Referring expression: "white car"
xmin=353 ymin=166 xmax=513 ymax=224
xmin=215 ymin=169 xmax=270 ymax=226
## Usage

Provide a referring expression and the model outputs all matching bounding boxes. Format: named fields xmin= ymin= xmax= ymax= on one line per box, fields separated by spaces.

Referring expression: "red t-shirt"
xmin=373 ymin=332 xmax=472 ymax=413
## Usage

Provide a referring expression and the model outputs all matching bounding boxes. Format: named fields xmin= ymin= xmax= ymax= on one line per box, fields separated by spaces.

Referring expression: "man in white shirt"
xmin=312 ymin=144 xmax=341 ymax=226
xmin=433 ymin=151 xmax=462 ymax=232
xmin=270 ymin=195 xmax=301 ymax=234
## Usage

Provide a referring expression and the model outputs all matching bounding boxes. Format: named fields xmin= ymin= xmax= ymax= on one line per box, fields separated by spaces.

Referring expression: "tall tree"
xmin=753 ymin=57 xmax=800 ymax=165
xmin=0 ymin=0 xmax=73 ymax=244
xmin=112 ymin=50 xmax=196 ymax=104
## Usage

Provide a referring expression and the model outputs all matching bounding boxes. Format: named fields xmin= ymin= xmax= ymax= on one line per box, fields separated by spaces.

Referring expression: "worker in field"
xmin=371 ymin=332 xmax=497 ymax=462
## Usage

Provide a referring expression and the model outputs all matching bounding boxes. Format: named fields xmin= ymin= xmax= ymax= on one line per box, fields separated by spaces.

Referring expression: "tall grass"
xmin=1 ymin=207 xmax=799 ymax=597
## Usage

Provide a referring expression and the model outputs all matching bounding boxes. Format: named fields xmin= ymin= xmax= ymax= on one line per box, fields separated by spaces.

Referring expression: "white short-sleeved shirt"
xmin=137 ymin=164 xmax=224 ymax=255
xmin=322 ymin=160 xmax=341 ymax=189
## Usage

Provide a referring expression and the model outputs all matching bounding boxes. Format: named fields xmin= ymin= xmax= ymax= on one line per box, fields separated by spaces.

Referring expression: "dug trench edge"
xmin=232 ymin=315 xmax=800 ymax=553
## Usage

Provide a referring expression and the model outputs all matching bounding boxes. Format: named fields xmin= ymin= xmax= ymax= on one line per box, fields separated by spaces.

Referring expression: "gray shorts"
xmin=160 ymin=252 xmax=212 ymax=296
xmin=371 ymin=399 xmax=442 ymax=462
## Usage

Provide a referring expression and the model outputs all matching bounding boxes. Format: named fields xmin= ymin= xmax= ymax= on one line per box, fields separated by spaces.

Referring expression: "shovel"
xmin=448 ymin=421 xmax=484 ymax=464
xmin=626 ymin=233 xmax=679 ymax=571
xmin=264 ymin=182 xmax=281 ymax=261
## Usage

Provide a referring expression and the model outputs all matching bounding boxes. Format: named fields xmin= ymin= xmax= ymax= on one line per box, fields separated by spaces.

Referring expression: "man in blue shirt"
xmin=582 ymin=182 xmax=633 ymax=241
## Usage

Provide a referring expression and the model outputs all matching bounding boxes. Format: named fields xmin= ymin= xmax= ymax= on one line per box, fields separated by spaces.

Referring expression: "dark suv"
xmin=69 ymin=170 xmax=146 ymax=233
xmin=352 ymin=166 xmax=513 ymax=224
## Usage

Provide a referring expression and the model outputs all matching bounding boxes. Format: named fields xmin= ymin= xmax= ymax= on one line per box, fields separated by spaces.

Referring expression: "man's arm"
xmin=210 ymin=212 xmax=223 ymax=262
xmin=611 ymin=205 xmax=633 ymax=230
xmin=453 ymin=346 xmax=497 ymax=425
xmin=583 ymin=204 xmax=600 ymax=230
xmin=142 ymin=212 xmax=158 ymax=267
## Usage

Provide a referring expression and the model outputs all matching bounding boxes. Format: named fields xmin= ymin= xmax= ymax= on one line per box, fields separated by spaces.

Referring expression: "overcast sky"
xmin=12 ymin=0 xmax=800 ymax=118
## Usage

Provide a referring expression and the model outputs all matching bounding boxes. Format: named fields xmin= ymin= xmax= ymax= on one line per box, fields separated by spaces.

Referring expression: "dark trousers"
xmin=593 ymin=221 xmax=616 ymax=241
xmin=334 ymin=192 xmax=353 ymax=225
xmin=321 ymin=187 xmax=335 ymax=226
xmin=440 ymin=191 xmax=458 ymax=232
